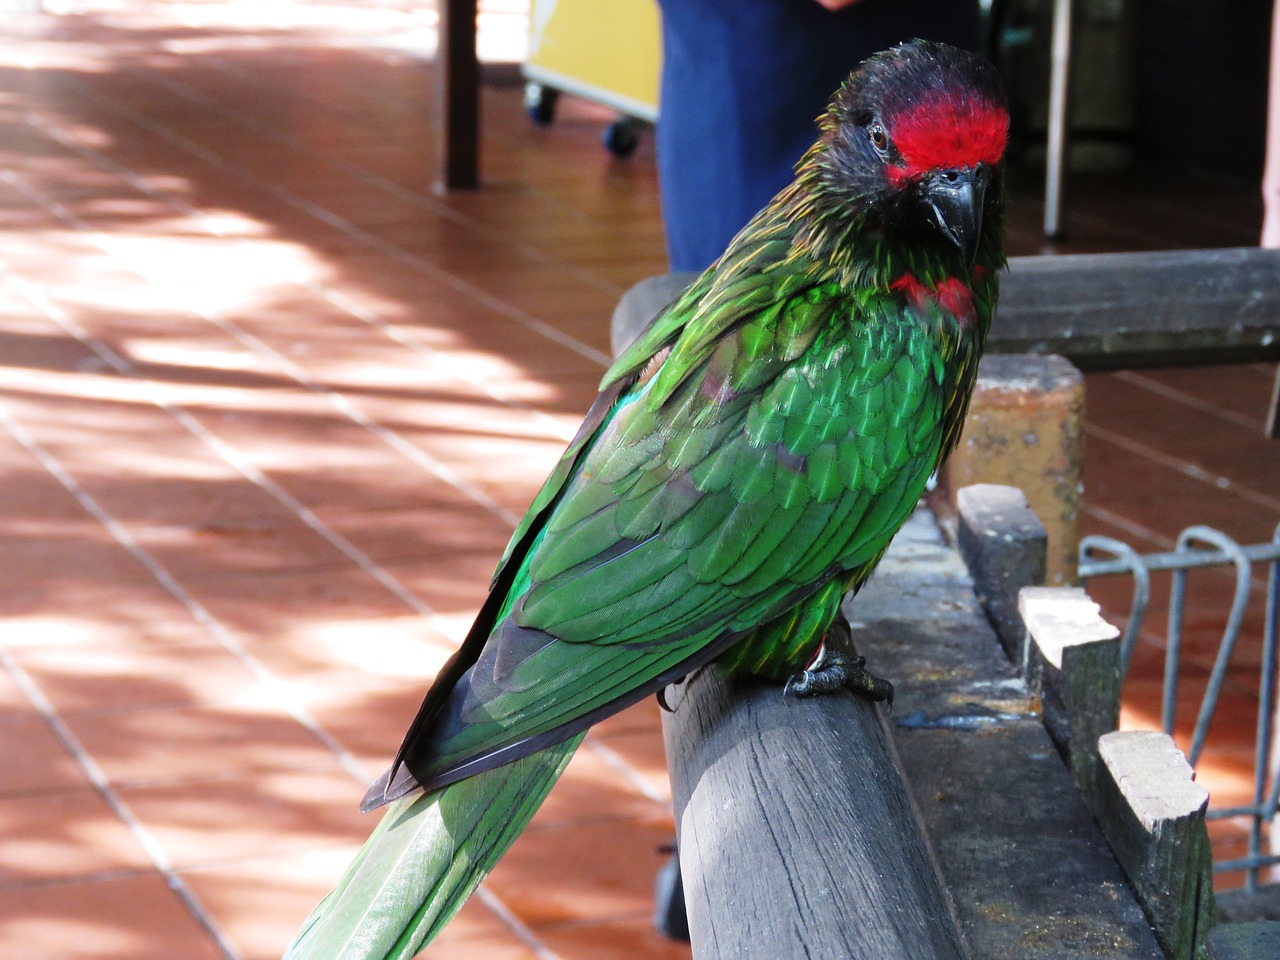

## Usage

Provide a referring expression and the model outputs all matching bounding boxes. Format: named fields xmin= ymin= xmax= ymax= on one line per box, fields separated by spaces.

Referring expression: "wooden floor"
xmin=0 ymin=3 xmax=1276 ymax=959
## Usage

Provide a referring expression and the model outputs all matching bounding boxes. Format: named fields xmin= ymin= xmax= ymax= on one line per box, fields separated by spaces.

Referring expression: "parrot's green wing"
xmin=492 ymin=223 xmax=792 ymax=575
xmin=368 ymin=234 xmax=962 ymax=808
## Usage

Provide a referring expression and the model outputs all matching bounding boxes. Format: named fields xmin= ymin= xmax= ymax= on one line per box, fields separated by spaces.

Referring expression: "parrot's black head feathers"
xmin=792 ymin=40 xmax=1009 ymax=277
xmin=818 ymin=40 xmax=1007 ymax=194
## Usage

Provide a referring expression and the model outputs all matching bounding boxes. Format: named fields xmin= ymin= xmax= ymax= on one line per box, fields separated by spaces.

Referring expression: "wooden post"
xmin=1096 ymin=730 xmax=1215 ymax=960
xmin=661 ymin=637 xmax=967 ymax=960
xmin=1019 ymin=585 xmax=1122 ymax=804
xmin=437 ymin=0 xmax=479 ymax=190
xmin=956 ymin=483 xmax=1048 ymax=661
xmin=630 ymin=285 xmax=964 ymax=958
xmin=937 ymin=354 xmax=1085 ymax=587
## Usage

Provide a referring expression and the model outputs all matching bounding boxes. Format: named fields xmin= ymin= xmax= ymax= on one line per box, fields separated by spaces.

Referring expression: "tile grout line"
xmin=1082 ymin=502 xmax=1176 ymax=550
xmin=1085 ymin=422 xmax=1280 ymax=514
xmin=1110 ymin=369 xmax=1271 ymax=434
xmin=0 ymin=864 xmax=169 ymax=894
xmin=0 ymin=181 xmax=650 ymax=960
xmin=141 ymin=61 xmax=634 ymax=301
xmin=0 ymin=388 xmax=371 ymax=786
xmin=313 ymin=280 xmax=582 ymax=444
xmin=0 ymin=240 xmax=443 ymax=626
xmin=0 ymin=643 xmax=243 ymax=960
xmin=3 ymin=154 xmax=672 ymax=819
xmin=22 ymin=108 xmax=580 ymax=447
xmin=582 ymin=736 xmax=671 ymax=809
xmin=474 ymin=886 xmax=566 ymax=960
xmin=0 ymin=166 xmax=524 ymax=531
xmin=55 ymin=72 xmax=616 ymax=369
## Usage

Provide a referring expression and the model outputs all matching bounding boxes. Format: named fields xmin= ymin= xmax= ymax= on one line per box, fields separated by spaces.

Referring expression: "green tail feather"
xmin=284 ymin=735 xmax=583 ymax=960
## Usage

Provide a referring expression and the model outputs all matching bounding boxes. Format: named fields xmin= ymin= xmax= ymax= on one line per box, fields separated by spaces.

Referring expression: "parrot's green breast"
xmin=703 ymin=296 xmax=971 ymax=679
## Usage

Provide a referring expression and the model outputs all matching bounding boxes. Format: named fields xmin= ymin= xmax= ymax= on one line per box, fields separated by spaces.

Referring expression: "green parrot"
xmin=285 ymin=39 xmax=1009 ymax=960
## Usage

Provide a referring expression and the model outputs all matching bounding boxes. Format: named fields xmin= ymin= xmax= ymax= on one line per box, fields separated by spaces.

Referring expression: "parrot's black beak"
xmin=924 ymin=166 xmax=988 ymax=267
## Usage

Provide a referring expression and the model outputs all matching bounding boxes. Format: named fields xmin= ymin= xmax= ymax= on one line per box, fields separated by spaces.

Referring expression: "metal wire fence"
xmin=1079 ymin=525 xmax=1280 ymax=891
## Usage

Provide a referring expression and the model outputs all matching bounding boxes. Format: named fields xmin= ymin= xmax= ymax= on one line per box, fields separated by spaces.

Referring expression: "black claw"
xmin=657 ymin=671 xmax=694 ymax=712
xmin=783 ymin=654 xmax=894 ymax=709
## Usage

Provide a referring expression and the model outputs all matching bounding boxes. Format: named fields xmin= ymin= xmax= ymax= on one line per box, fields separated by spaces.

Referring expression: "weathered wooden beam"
xmin=437 ymin=0 xmax=479 ymax=190
xmin=611 ymin=273 xmax=692 ymax=356
xmin=858 ymin=511 xmax=1163 ymax=960
xmin=661 ymin=629 xmax=967 ymax=960
xmin=1019 ymin=586 xmax=1122 ymax=803
xmin=612 ymin=247 xmax=1280 ymax=373
xmin=956 ymin=484 xmax=1048 ymax=661
xmin=1095 ymin=730 xmax=1215 ymax=960
xmin=1208 ymin=920 xmax=1280 ymax=959
xmin=994 ymin=247 xmax=1280 ymax=370
xmin=1216 ymin=882 xmax=1280 ymax=924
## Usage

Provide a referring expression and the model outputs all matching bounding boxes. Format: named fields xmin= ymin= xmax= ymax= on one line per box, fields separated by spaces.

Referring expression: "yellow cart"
xmin=523 ymin=0 xmax=661 ymax=156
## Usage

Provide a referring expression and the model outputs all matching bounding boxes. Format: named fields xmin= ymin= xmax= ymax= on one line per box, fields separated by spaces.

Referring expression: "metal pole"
xmin=1044 ymin=0 xmax=1074 ymax=239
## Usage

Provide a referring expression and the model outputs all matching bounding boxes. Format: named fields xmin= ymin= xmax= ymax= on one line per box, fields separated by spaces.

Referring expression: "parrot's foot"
xmin=784 ymin=655 xmax=894 ymax=708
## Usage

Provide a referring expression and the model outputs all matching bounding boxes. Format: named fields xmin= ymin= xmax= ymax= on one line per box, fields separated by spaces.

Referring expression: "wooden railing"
xmin=611 ymin=266 xmax=1280 ymax=959
xmin=612 ymin=248 xmax=1280 ymax=373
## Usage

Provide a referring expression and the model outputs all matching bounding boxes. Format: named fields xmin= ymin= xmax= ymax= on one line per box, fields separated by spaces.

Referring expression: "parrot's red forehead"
xmin=885 ymin=92 xmax=1008 ymax=184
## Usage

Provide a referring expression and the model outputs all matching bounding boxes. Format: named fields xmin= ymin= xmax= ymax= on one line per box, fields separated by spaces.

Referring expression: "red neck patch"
xmin=885 ymin=92 xmax=1008 ymax=185
xmin=891 ymin=272 xmax=979 ymax=327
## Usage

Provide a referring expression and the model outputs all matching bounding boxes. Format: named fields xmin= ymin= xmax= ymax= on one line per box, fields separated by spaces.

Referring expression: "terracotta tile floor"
xmin=0 ymin=2 xmax=1276 ymax=958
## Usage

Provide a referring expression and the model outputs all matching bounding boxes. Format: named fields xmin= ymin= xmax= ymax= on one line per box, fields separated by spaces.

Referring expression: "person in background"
xmin=656 ymin=0 xmax=982 ymax=272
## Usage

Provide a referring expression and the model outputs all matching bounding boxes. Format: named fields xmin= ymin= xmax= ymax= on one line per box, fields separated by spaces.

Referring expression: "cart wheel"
xmin=603 ymin=117 xmax=642 ymax=158
xmin=525 ymin=82 xmax=558 ymax=126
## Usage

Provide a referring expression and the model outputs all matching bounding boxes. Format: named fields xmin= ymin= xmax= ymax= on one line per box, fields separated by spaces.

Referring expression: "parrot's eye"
xmin=868 ymin=122 xmax=889 ymax=154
